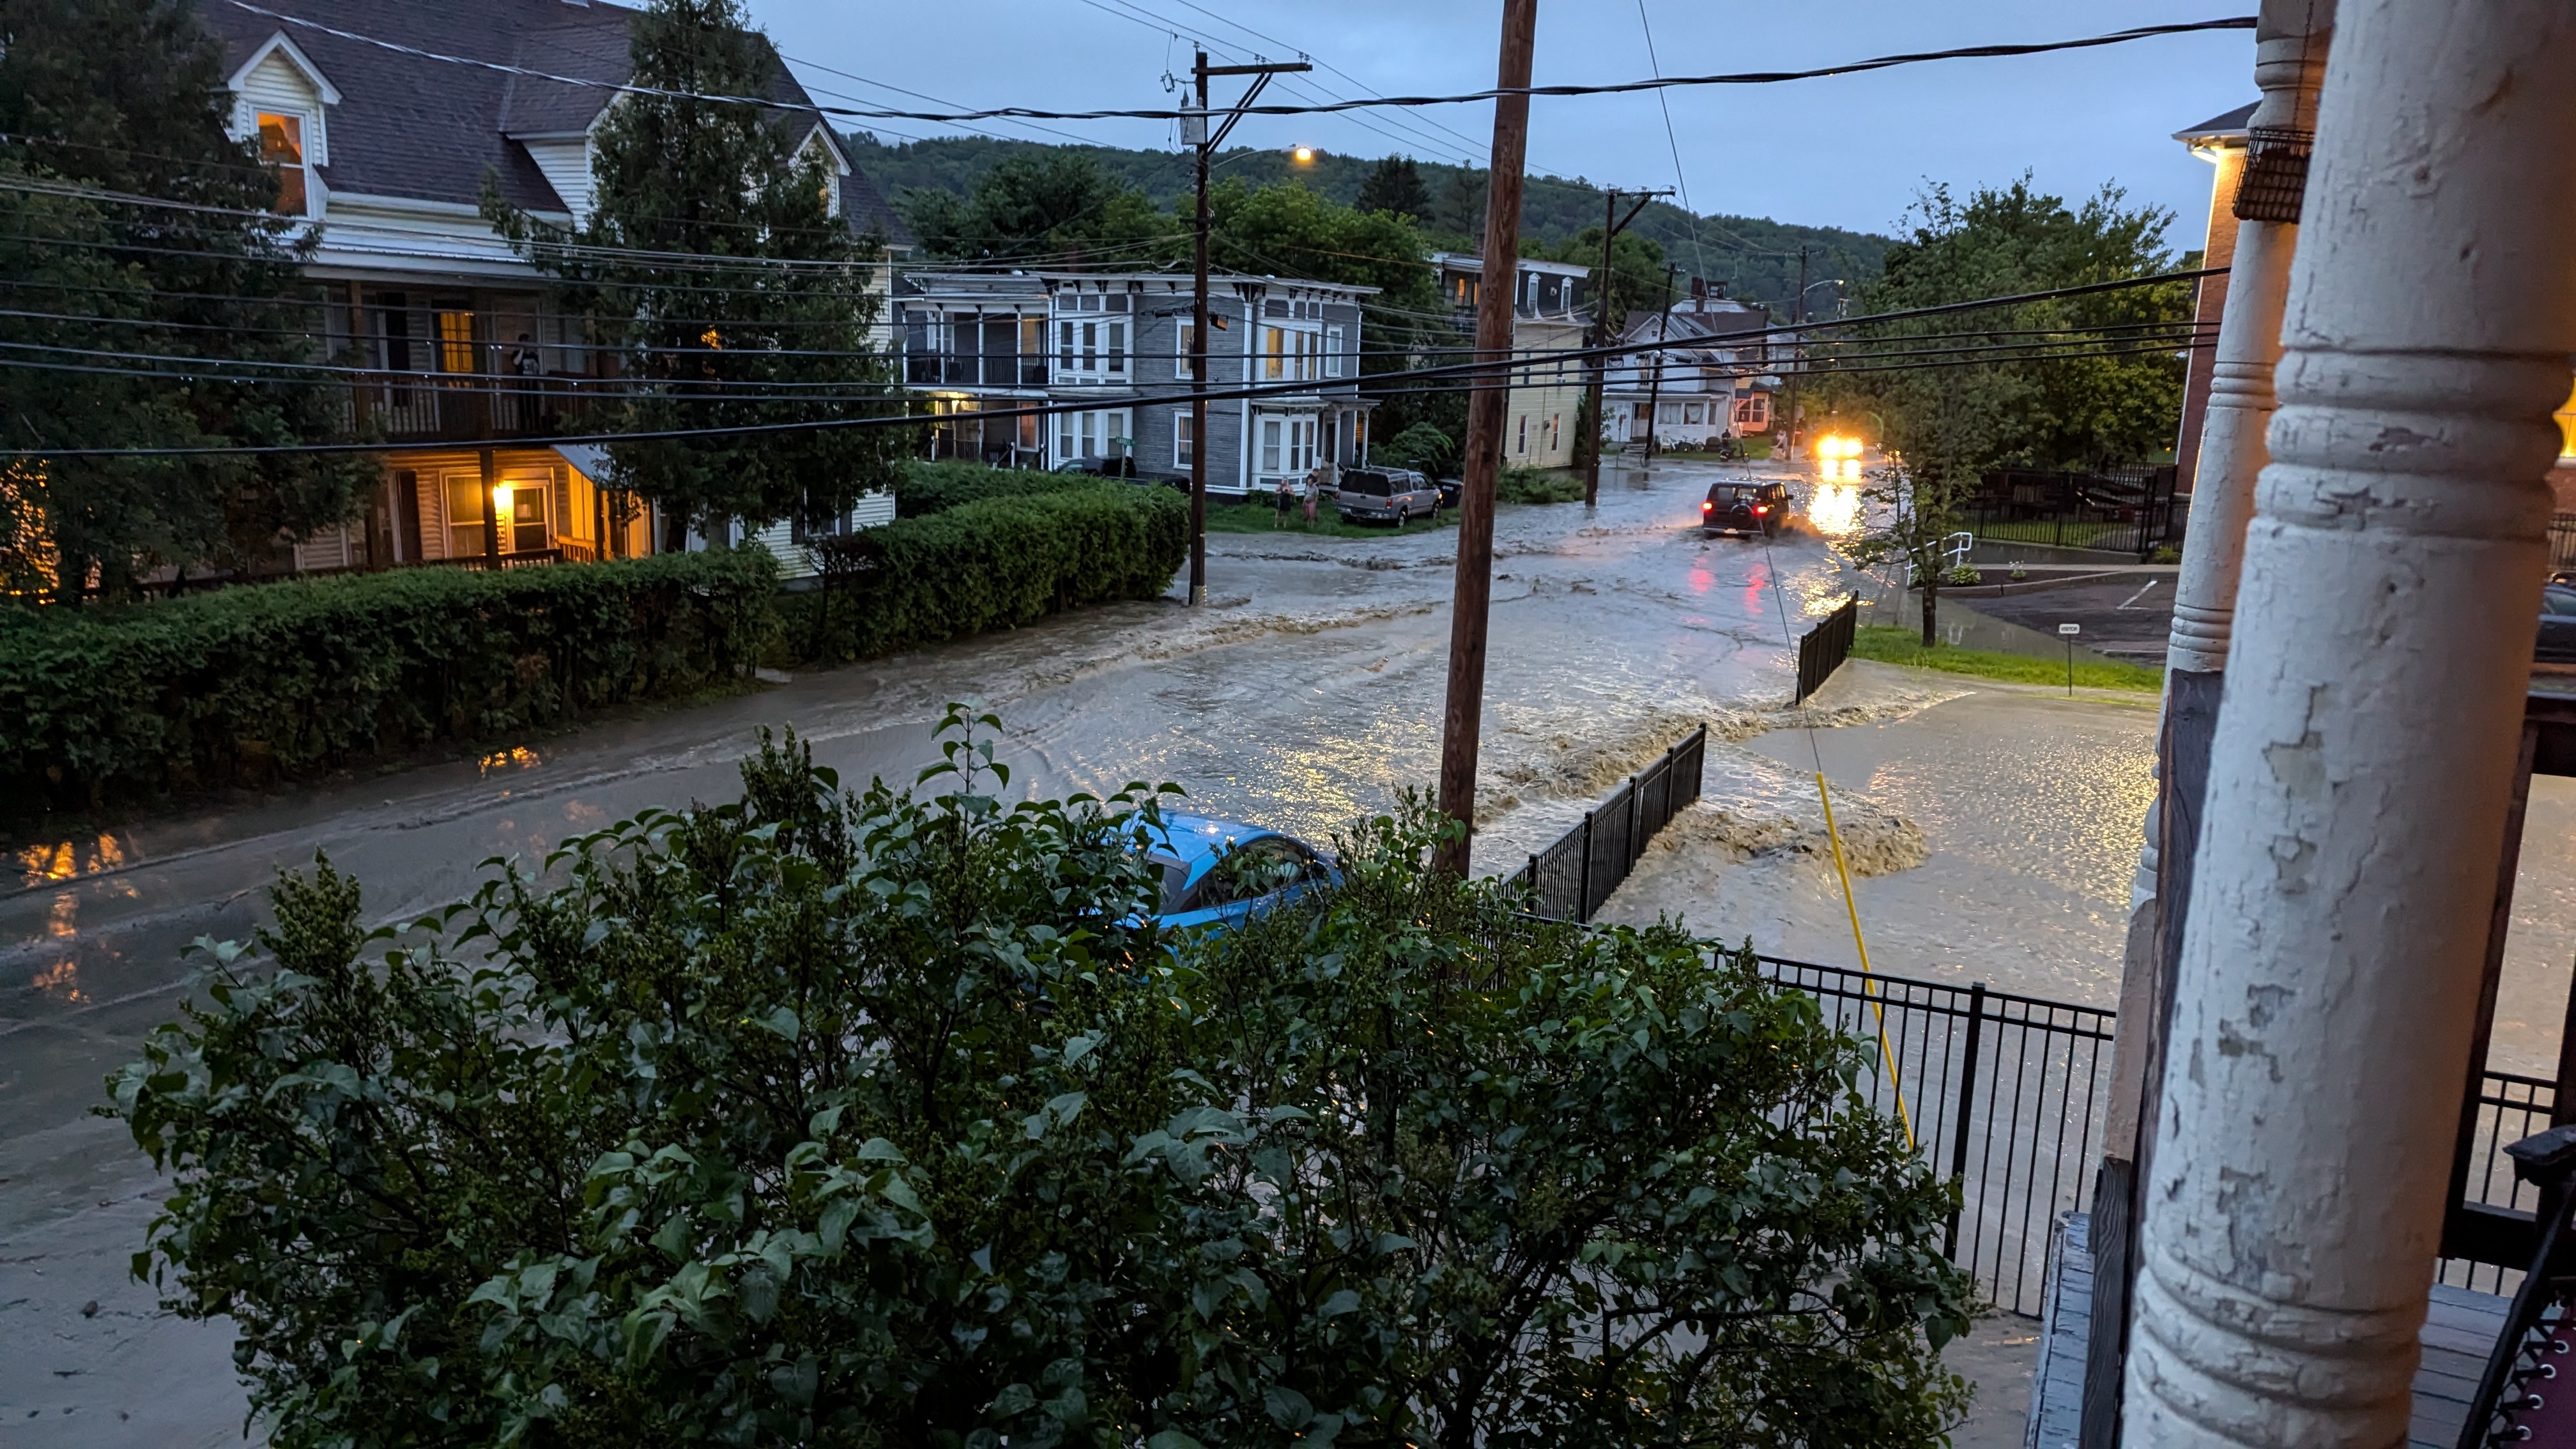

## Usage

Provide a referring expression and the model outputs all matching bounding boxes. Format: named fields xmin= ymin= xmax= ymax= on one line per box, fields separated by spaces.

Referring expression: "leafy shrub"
xmin=0 ymin=549 xmax=774 ymax=812
xmin=1376 ymin=421 xmax=1458 ymax=475
xmin=894 ymin=459 xmax=1112 ymax=518
xmin=1494 ymin=465 xmax=1584 ymax=505
xmin=785 ymin=486 xmax=1184 ymax=663
xmin=1946 ymin=564 xmax=1984 ymax=585
xmin=116 ymin=716 xmax=1974 ymax=1449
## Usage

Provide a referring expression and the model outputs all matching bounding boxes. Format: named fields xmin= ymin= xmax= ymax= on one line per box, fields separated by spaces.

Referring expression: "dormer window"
xmin=256 ymin=112 xmax=308 ymax=215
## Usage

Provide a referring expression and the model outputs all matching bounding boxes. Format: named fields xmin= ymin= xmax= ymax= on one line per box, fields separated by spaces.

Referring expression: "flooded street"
xmin=10 ymin=453 xmax=2572 ymax=1439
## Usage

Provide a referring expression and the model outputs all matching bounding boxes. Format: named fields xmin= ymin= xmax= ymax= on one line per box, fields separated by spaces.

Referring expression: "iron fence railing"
xmin=2439 ymin=1070 xmax=2559 ymax=1296
xmin=1968 ymin=466 xmax=2182 ymax=562
xmin=2549 ymin=514 xmax=2576 ymax=574
xmin=1757 ymin=956 xmax=2114 ymax=1317
xmin=1510 ymin=726 xmax=1706 ymax=923
xmin=1795 ymin=595 xmax=1858 ymax=704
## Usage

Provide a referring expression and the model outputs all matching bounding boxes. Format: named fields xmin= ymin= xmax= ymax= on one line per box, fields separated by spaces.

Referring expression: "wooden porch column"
xmin=2124 ymin=3 xmax=2576 ymax=1443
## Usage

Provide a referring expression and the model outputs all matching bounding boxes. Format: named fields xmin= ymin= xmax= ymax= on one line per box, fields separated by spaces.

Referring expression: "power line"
xmin=0 ymin=266 xmax=2221 ymax=456
xmin=213 ymin=2 xmax=2255 ymax=124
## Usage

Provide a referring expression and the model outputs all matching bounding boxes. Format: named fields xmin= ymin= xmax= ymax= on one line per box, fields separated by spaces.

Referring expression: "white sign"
xmin=2059 ymin=623 xmax=2082 ymax=636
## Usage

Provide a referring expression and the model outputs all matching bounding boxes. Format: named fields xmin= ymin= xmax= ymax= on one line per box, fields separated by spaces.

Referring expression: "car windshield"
xmin=1146 ymin=851 xmax=1191 ymax=914
xmin=1348 ymin=473 xmax=1390 ymax=496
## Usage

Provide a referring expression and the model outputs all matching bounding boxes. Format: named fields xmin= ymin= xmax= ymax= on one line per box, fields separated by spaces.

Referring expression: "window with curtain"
xmin=256 ymin=112 xmax=308 ymax=214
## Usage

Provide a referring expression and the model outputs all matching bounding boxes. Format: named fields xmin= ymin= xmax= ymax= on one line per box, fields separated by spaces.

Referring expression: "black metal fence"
xmin=1795 ymin=595 xmax=1859 ymax=704
xmin=2550 ymin=514 xmax=2576 ymax=573
xmin=1968 ymin=466 xmax=2182 ymax=562
xmin=2440 ymin=1070 xmax=2559 ymax=1295
xmin=1512 ymin=726 xmax=1708 ymax=923
xmin=1758 ymin=957 xmax=2115 ymax=1316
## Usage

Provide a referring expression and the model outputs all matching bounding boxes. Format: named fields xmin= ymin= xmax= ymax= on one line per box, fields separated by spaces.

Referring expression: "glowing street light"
xmin=1290 ymin=146 xmax=1315 ymax=165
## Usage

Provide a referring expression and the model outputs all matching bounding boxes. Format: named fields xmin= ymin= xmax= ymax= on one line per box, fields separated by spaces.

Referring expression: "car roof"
xmin=1141 ymin=812 xmax=1291 ymax=880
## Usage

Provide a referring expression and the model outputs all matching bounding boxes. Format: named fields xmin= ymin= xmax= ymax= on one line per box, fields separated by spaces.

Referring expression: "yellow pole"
xmin=1818 ymin=770 xmax=1915 ymax=1149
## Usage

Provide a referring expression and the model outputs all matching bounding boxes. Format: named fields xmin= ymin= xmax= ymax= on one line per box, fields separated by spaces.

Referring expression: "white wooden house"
xmin=201 ymin=0 xmax=914 ymax=579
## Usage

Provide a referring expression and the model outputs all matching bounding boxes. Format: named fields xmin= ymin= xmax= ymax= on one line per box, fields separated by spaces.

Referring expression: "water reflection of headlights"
xmin=1807 ymin=483 xmax=1862 ymax=536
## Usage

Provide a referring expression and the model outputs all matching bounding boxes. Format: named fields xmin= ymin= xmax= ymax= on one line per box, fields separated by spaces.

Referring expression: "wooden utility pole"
xmin=1639 ymin=263 xmax=1680 ymax=463
xmin=1782 ymin=244 xmax=1808 ymax=459
xmin=1186 ymin=52 xmax=1309 ymax=607
xmin=1580 ymin=187 xmax=1668 ymax=507
xmin=1432 ymin=0 xmax=1539 ymax=879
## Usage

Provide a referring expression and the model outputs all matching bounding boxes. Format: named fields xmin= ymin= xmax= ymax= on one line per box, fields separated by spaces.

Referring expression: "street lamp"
xmin=1291 ymin=145 xmax=1315 ymax=165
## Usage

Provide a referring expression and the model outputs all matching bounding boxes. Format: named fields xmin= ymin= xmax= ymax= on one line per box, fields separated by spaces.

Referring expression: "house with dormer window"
xmin=199 ymin=0 xmax=912 ymax=574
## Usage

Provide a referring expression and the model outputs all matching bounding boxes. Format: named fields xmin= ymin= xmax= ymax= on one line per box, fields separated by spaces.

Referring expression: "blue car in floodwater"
xmin=1142 ymin=813 xmax=1340 ymax=931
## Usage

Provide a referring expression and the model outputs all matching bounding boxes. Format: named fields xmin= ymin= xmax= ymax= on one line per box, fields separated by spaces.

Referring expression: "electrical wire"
xmin=213 ymin=2 xmax=2256 ymax=125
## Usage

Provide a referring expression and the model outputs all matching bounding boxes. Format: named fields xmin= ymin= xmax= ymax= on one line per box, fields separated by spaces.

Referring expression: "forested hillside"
xmin=843 ymin=132 xmax=1890 ymax=312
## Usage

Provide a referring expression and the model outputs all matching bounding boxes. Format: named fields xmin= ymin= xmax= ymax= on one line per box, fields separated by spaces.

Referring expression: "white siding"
xmin=746 ymin=491 xmax=896 ymax=580
xmin=293 ymin=524 xmax=357 ymax=572
xmin=520 ymin=137 xmax=595 ymax=224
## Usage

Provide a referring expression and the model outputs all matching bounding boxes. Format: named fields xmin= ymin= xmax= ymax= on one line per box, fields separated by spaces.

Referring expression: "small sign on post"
xmin=2059 ymin=622 xmax=2082 ymax=695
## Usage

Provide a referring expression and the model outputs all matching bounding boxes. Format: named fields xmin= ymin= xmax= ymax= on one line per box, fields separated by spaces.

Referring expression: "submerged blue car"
xmin=1142 ymin=813 xmax=1339 ymax=931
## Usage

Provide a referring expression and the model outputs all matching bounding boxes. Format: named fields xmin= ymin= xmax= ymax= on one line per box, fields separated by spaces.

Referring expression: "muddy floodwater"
xmin=7 ymin=454 xmax=2572 ymax=1441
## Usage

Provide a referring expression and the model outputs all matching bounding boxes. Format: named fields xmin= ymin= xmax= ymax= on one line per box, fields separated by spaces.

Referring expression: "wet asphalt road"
xmin=3 ymin=458 xmax=1900 ymax=1441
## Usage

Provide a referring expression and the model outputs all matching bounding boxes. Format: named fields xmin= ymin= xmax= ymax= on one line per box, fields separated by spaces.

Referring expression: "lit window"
xmin=257 ymin=112 xmax=307 ymax=214
xmin=1264 ymin=327 xmax=1286 ymax=381
xmin=436 ymin=309 xmax=476 ymax=374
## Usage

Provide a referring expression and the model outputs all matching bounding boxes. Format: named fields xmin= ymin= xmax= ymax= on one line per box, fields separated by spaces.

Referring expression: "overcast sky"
xmin=757 ymin=0 xmax=2257 ymax=250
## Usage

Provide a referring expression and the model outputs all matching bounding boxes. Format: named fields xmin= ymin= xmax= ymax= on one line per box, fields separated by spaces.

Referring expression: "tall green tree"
xmin=1353 ymin=155 xmax=1429 ymax=222
xmin=118 ymin=715 xmax=1974 ymax=1449
xmin=489 ymin=0 xmax=908 ymax=542
xmin=0 ymin=0 xmax=378 ymax=602
xmin=1812 ymin=178 xmax=2189 ymax=482
xmin=900 ymin=151 xmax=1167 ymax=264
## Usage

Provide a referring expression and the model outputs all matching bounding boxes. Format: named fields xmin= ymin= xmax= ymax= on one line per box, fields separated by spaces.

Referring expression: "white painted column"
xmin=2163 ymin=43 xmax=2310 ymax=677
xmin=2125 ymin=3 xmax=2576 ymax=1443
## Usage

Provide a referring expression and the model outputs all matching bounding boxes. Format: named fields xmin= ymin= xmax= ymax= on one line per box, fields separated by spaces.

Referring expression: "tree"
xmin=488 ymin=0 xmax=909 ymax=543
xmin=1428 ymin=167 xmax=1486 ymax=244
xmin=1811 ymin=178 xmax=2189 ymax=482
xmin=118 ymin=713 xmax=1975 ymax=1449
xmin=1353 ymin=155 xmax=1430 ymax=223
xmin=0 ymin=0 xmax=379 ymax=602
xmin=1837 ymin=459 xmax=1968 ymax=647
xmin=901 ymin=151 xmax=1167 ymax=264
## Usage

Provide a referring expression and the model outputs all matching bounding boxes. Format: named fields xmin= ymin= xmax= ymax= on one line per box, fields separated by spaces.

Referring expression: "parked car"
xmin=2540 ymin=583 xmax=2576 ymax=661
xmin=1337 ymin=466 xmax=1441 ymax=525
xmin=1140 ymin=813 xmax=1339 ymax=931
xmin=1701 ymin=480 xmax=1792 ymax=538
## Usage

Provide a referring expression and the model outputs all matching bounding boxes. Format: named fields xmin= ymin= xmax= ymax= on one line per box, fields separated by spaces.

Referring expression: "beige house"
xmin=202 ymin=0 xmax=912 ymax=577
xmin=1430 ymin=252 xmax=1593 ymax=470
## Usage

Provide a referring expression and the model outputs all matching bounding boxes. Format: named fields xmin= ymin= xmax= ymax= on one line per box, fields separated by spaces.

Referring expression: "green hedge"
xmin=789 ymin=486 xmax=1184 ymax=663
xmin=1 ymin=550 xmax=774 ymax=812
xmin=894 ymin=460 xmax=1107 ymax=518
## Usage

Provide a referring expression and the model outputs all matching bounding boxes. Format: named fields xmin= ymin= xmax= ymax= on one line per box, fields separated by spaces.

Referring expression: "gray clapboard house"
xmin=899 ymin=269 xmax=1376 ymax=496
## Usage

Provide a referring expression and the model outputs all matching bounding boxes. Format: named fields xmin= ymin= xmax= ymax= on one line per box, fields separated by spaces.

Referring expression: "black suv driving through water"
xmin=1702 ymin=480 xmax=1791 ymax=538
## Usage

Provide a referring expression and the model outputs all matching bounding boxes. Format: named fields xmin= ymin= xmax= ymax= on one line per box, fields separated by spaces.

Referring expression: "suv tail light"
xmin=1700 ymin=500 xmax=1713 ymax=512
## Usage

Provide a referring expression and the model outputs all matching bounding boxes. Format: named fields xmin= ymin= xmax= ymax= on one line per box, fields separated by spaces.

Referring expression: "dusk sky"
xmin=758 ymin=0 xmax=2260 ymax=250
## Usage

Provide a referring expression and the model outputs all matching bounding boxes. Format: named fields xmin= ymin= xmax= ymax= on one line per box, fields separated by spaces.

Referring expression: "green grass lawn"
xmin=1199 ymin=500 xmax=1455 ymax=540
xmin=1850 ymin=625 xmax=2163 ymax=692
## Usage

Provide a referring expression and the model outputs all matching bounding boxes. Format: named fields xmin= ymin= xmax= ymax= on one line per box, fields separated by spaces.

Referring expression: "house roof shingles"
xmin=199 ymin=0 xmax=914 ymax=246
